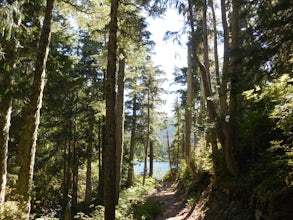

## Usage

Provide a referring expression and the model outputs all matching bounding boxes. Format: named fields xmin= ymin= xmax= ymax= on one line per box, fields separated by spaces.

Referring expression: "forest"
xmin=0 ymin=0 xmax=292 ymax=219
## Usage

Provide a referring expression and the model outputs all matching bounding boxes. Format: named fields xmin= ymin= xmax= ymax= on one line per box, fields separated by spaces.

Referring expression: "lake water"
xmin=134 ymin=161 xmax=170 ymax=180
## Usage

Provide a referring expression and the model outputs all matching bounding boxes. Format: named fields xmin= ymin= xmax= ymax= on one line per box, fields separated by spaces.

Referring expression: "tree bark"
xmin=104 ymin=0 xmax=119 ymax=217
xmin=0 ymin=51 xmax=14 ymax=204
xmin=85 ymin=113 xmax=94 ymax=209
xmin=225 ymin=0 xmax=240 ymax=177
xmin=187 ymin=0 xmax=226 ymax=151
xmin=62 ymin=134 xmax=71 ymax=213
xmin=127 ymin=94 xmax=137 ymax=186
xmin=115 ymin=49 xmax=125 ymax=203
xmin=0 ymin=98 xmax=12 ymax=204
xmin=16 ymin=0 xmax=55 ymax=217
xmin=211 ymin=0 xmax=220 ymax=90
xmin=149 ymin=141 xmax=153 ymax=177
xmin=202 ymin=0 xmax=211 ymax=90
xmin=220 ymin=0 xmax=229 ymax=115
xmin=72 ymin=117 xmax=78 ymax=215
xmin=166 ymin=130 xmax=172 ymax=171
xmin=143 ymin=89 xmax=150 ymax=185
xmin=97 ymin=117 xmax=105 ymax=203
xmin=185 ymin=45 xmax=197 ymax=177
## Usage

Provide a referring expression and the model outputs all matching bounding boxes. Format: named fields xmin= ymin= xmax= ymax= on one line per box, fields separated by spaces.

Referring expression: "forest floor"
xmin=148 ymin=180 xmax=253 ymax=220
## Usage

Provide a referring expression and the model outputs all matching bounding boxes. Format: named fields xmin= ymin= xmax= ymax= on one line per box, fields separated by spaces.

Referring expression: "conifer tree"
xmin=16 ymin=0 xmax=55 ymax=216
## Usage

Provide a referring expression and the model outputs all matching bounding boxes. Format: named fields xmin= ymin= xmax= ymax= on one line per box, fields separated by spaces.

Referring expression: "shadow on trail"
xmin=149 ymin=182 xmax=187 ymax=220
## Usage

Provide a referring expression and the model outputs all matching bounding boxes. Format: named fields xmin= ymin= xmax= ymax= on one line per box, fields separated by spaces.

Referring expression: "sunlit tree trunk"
xmin=97 ymin=117 xmax=105 ymax=203
xmin=204 ymin=0 xmax=219 ymax=178
xmin=127 ymin=94 xmax=137 ymax=186
xmin=185 ymin=45 xmax=197 ymax=177
xmin=0 ymin=98 xmax=12 ymax=204
xmin=104 ymin=0 xmax=119 ymax=217
xmin=187 ymin=0 xmax=226 ymax=151
xmin=0 ymin=37 xmax=17 ymax=205
xmin=16 ymin=0 xmax=55 ymax=217
xmin=115 ymin=49 xmax=125 ymax=203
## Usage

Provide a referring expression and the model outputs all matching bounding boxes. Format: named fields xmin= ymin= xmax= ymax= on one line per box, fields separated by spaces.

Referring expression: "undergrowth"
xmin=77 ymin=176 xmax=158 ymax=219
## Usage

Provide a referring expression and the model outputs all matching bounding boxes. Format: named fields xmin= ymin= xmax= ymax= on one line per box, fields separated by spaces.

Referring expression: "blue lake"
xmin=134 ymin=161 xmax=170 ymax=180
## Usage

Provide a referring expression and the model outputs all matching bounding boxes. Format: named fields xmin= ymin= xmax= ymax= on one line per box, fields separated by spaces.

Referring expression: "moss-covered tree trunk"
xmin=104 ymin=0 xmax=119 ymax=217
xmin=16 ymin=0 xmax=55 ymax=217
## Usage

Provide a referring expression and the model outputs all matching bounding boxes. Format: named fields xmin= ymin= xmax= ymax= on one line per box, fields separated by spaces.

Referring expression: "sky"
xmin=146 ymin=8 xmax=188 ymax=115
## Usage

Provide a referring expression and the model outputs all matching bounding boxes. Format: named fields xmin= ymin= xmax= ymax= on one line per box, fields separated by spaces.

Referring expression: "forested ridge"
xmin=0 ymin=0 xmax=292 ymax=219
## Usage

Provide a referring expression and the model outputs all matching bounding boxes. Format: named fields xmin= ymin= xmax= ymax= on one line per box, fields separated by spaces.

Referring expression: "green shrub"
xmin=0 ymin=201 xmax=26 ymax=220
xmin=133 ymin=199 xmax=161 ymax=220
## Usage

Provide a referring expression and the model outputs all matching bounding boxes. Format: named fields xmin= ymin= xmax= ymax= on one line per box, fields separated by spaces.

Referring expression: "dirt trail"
xmin=149 ymin=182 xmax=194 ymax=220
xmin=149 ymin=180 xmax=255 ymax=220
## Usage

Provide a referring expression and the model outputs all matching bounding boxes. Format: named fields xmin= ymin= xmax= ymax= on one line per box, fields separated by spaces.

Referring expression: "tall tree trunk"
xmin=142 ymin=139 xmax=148 ymax=185
xmin=72 ymin=118 xmax=78 ymax=215
xmin=0 ymin=98 xmax=12 ymax=204
xmin=175 ymin=101 xmax=181 ymax=173
xmin=143 ymin=90 xmax=150 ymax=185
xmin=62 ymin=136 xmax=70 ymax=212
xmin=185 ymin=45 xmax=197 ymax=177
xmin=104 ymin=0 xmax=119 ymax=217
xmin=225 ymin=0 xmax=240 ymax=177
xmin=166 ymin=130 xmax=172 ymax=171
xmin=202 ymin=0 xmax=211 ymax=90
xmin=127 ymin=94 xmax=137 ymax=186
xmin=115 ymin=49 xmax=125 ymax=203
xmin=0 ymin=38 xmax=17 ymax=204
xmin=97 ymin=117 xmax=105 ymax=204
xmin=204 ymin=0 xmax=219 ymax=178
xmin=63 ymin=120 xmax=72 ymax=216
xmin=220 ymin=0 xmax=229 ymax=115
xmin=149 ymin=141 xmax=153 ymax=177
xmin=16 ymin=0 xmax=55 ymax=217
xmin=211 ymin=0 xmax=220 ymax=90
xmin=187 ymin=0 xmax=226 ymax=149
xmin=85 ymin=113 xmax=94 ymax=209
